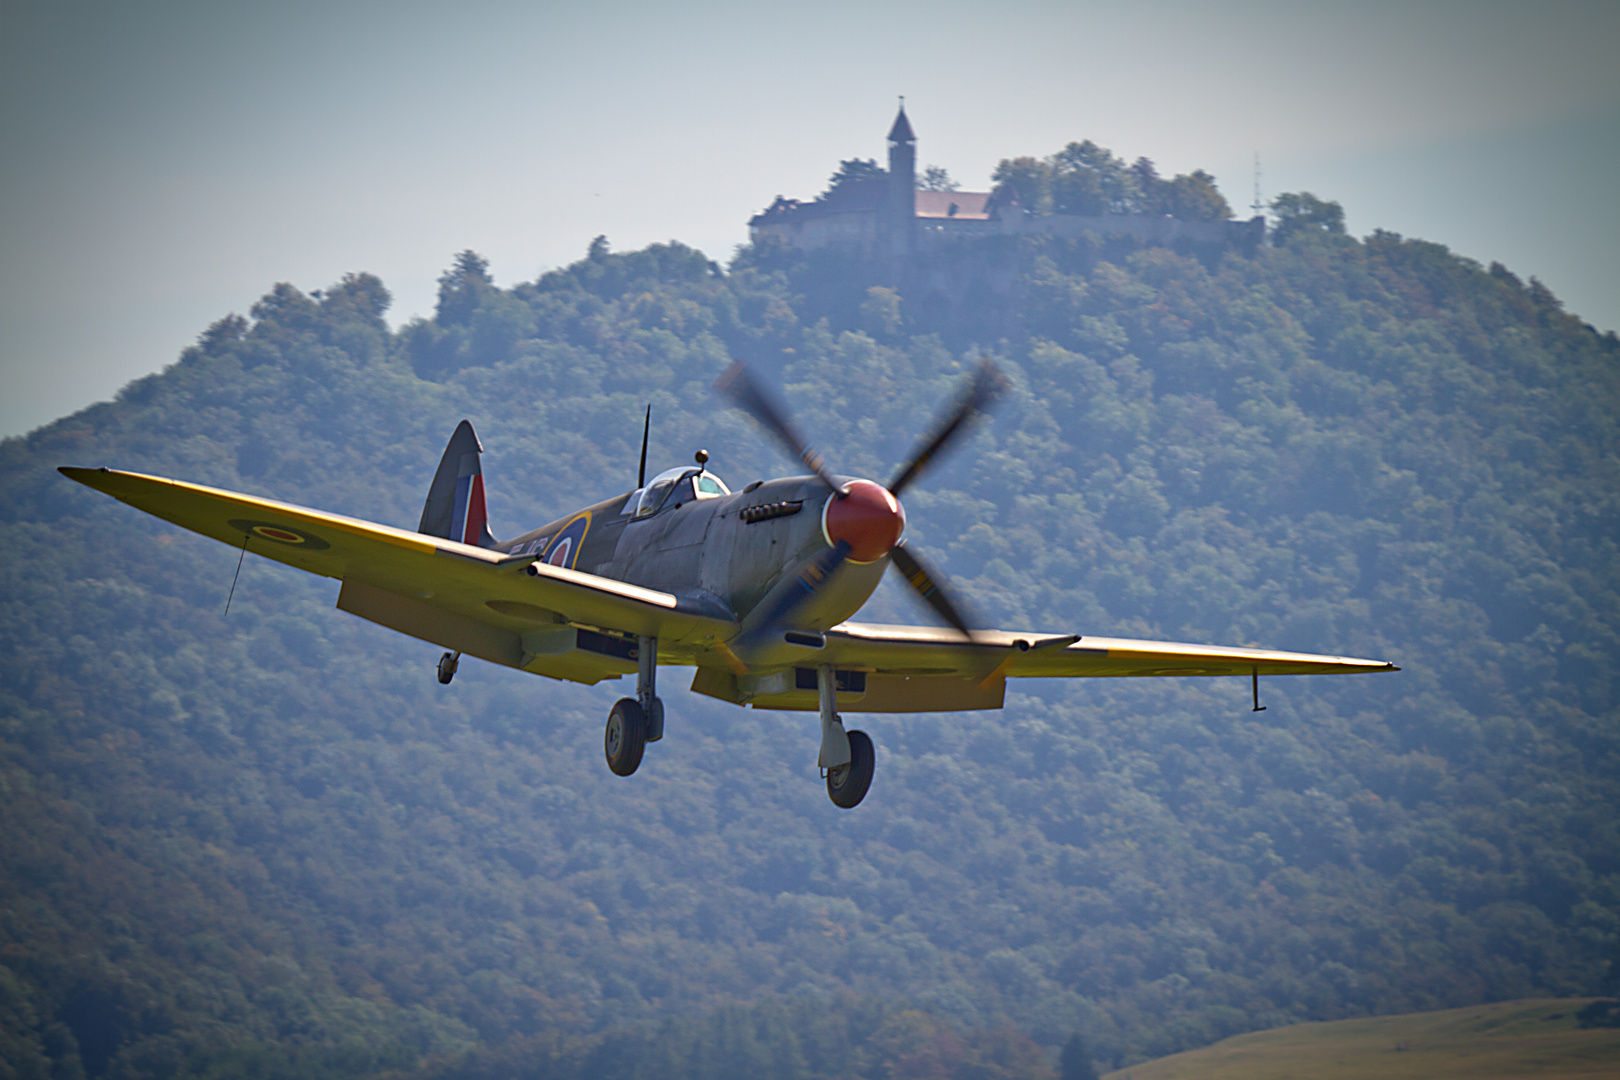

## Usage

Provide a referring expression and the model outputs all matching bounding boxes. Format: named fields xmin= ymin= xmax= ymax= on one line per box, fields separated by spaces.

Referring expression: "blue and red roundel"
xmin=541 ymin=513 xmax=591 ymax=570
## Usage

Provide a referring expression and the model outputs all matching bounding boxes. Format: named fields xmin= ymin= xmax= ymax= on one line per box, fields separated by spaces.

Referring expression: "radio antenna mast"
xmin=1251 ymin=151 xmax=1264 ymax=219
xmin=638 ymin=405 xmax=651 ymax=488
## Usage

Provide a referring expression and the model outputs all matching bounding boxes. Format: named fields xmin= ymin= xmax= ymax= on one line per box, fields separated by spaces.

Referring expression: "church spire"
xmin=887 ymin=97 xmax=915 ymax=144
xmin=884 ymin=98 xmax=916 ymax=260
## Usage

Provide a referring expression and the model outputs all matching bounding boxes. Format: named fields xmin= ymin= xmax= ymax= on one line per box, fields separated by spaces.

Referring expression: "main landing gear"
xmin=605 ymin=636 xmax=664 ymax=777
xmin=437 ymin=651 xmax=460 ymax=685
xmin=818 ymin=665 xmax=874 ymax=809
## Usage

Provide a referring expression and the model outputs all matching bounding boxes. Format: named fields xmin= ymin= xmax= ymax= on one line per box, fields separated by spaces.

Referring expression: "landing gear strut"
xmin=437 ymin=651 xmax=460 ymax=685
xmin=818 ymin=665 xmax=873 ymax=808
xmin=605 ymin=635 xmax=663 ymax=777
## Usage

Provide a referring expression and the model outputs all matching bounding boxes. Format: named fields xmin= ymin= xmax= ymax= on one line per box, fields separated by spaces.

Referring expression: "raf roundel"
xmin=541 ymin=512 xmax=591 ymax=570
xmin=227 ymin=519 xmax=331 ymax=550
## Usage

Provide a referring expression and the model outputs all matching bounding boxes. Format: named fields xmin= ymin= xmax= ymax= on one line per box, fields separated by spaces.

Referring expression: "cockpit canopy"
xmin=632 ymin=467 xmax=730 ymax=518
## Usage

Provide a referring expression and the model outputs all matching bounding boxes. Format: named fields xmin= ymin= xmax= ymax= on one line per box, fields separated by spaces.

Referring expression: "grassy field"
xmin=1103 ymin=999 xmax=1620 ymax=1080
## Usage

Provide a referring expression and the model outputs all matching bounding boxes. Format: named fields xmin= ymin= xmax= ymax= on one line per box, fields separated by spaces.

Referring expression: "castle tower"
xmin=884 ymin=101 xmax=916 ymax=260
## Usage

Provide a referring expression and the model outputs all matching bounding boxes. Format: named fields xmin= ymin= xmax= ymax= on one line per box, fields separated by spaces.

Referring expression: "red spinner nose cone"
xmin=822 ymin=479 xmax=906 ymax=563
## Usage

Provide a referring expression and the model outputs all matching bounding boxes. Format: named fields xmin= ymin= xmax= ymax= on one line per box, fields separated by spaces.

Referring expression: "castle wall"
xmin=915 ymin=210 xmax=1265 ymax=252
xmin=752 ymin=209 xmax=879 ymax=252
xmin=757 ymin=209 xmax=1265 ymax=257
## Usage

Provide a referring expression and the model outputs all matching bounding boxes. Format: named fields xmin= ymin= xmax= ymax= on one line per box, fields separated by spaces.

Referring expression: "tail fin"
xmin=419 ymin=420 xmax=499 ymax=548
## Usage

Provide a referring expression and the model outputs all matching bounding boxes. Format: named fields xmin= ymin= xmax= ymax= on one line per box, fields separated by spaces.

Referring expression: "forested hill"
xmin=2 ymin=208 xmax=1618 ymax=1079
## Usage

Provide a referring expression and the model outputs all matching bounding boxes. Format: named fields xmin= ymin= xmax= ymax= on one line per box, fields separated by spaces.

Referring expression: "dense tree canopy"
xmin=1270 ymin=192 xmax=1347 ymax=245
xmin=1 ymin=202 xmax=1616 ymax=1079
xmin=919 ymin=165 xmax=959 ymax=193
xmin=990 ymin=141 xmax=1234 ymax=221
xmin=822 ymin=158 xmax=887 ymax=203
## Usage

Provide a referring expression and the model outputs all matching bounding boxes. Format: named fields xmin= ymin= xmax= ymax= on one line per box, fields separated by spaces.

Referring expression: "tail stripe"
xmin=450 ymin=475 xmax=470 ymax=543
xmin=461 ymin=473 xmax=488 ymax=546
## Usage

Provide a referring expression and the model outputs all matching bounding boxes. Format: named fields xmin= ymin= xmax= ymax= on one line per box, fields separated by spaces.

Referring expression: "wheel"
xmin=826 ymin=728 xmax=874 ymax=808
xmin=604 ymin=698 xmax=647 ymax=776
xmin=437 ymin=651 xmax=459 ymax=685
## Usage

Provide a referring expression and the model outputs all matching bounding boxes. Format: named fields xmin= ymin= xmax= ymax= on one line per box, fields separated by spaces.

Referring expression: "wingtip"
xmin=59 ymin=465 xmax=124 ymax=492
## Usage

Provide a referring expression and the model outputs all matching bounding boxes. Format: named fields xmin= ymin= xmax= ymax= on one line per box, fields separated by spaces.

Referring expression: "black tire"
xmin=826 ymin=729 xmax=874 ymax=808
xmin=437 ymin=652 xmax=458 ymax=685
xmin=605 ymin=698 xmax=647 ymax=777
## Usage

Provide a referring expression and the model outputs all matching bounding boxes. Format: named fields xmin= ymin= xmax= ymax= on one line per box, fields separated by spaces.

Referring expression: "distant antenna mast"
xmin=1251 ymin=151 xmax=1264 ymax=219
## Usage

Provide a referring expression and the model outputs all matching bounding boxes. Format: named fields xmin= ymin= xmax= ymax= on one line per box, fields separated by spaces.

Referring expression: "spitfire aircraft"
xmin=61 ymin=361 xmax=1397 ymax=808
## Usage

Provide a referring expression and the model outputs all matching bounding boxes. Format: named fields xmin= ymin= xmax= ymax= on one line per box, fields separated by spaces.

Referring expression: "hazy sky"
xmin=3 ymin=0 xmax=1617 ymax=437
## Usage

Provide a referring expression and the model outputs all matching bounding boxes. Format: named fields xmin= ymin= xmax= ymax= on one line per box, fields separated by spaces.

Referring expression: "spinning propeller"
xmin=715 ymin=358 xmax=1007 ymax=644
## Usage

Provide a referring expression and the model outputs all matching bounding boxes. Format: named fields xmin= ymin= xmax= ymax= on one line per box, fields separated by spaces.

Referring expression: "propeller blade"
xmin=889 ymin=542 xmax=977 ymax=639
xmin=732 ymin=540 xmax=852 ymax=657
xmin=715 ymin=361 xmax=843 ymax=492
xmin=886 ymin=358 xmax=1008 ymax=499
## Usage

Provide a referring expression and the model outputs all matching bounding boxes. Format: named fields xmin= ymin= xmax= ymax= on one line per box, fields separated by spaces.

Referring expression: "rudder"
xmin=419 ymin=420 xmax=498 ymax=548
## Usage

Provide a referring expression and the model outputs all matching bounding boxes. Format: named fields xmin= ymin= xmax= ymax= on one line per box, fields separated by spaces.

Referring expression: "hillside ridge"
xmin=2 ymin=220 xmax=1616 ymax=1078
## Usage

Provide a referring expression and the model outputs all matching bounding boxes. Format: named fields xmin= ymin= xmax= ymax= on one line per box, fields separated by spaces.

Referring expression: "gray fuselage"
xmin=499 ymin=471 xmax=887 ymax=633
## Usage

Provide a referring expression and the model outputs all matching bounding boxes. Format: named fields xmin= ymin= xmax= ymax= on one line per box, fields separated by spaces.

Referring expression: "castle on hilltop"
xmin=748 ymin=104 xmax=1264 ymax=260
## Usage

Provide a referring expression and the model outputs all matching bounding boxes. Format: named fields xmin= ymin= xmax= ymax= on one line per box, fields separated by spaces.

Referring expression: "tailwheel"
xmin=826 ymin=729 xmax=874 ymax=808
xmin=604 ymin=698 xmax=648 ymax=777
xmin=437 ymin=651 xmax=460 ymax=685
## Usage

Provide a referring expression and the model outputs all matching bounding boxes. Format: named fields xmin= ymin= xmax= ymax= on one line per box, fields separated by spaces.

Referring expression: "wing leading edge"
xmin=825 ymin=622 xmax=1398 ymax=678
xmin=688 ymin=621 xmax=1397 ymax=712
xmin=59 ymin=467 xmax=736 ymax=682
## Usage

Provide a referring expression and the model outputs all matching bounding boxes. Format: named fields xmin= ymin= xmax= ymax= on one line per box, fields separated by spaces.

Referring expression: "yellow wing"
xmin=689 ymin=621 xmax=1397 ymax=712
xmin=61 ymin=466 xmax=1397 ymax=702
xmin=60 ymin=467 xmax=736 ymax=684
